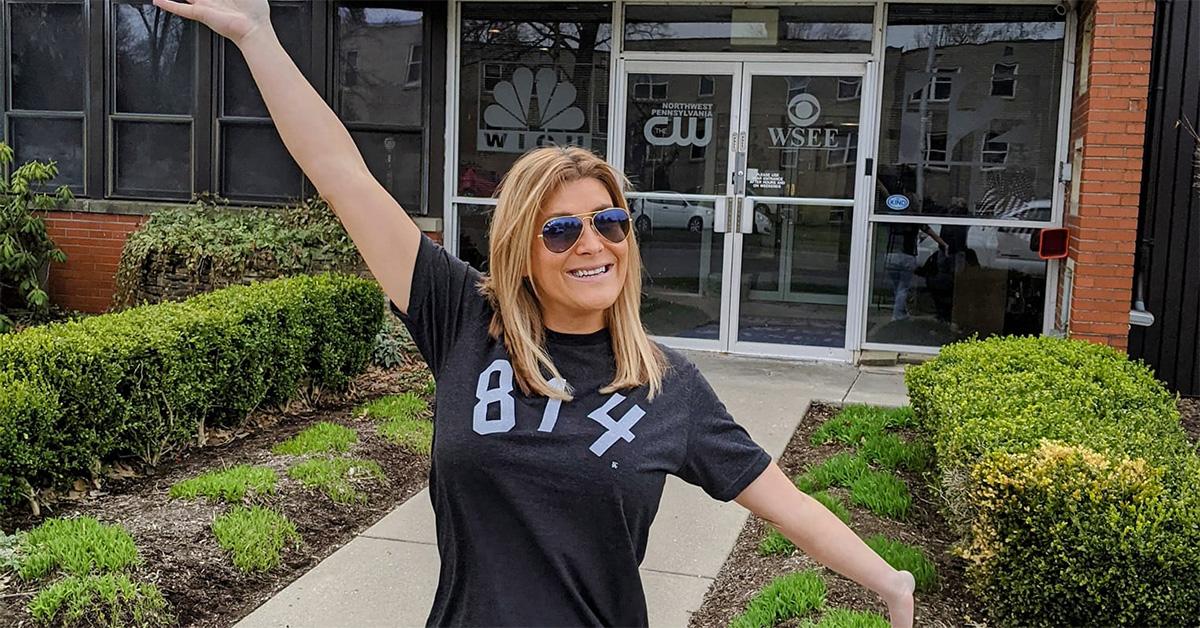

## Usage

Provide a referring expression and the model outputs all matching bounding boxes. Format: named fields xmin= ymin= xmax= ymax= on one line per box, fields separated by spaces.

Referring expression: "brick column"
xmin=44 ymin=212 xmax=147 ymax=313
xmin=1063 ymin=0 xmax=1156 ymax=351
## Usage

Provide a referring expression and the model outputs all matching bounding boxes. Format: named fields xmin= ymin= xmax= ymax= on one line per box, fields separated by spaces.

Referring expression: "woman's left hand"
xmin=883 ymin=569 xmax=916 ymax=628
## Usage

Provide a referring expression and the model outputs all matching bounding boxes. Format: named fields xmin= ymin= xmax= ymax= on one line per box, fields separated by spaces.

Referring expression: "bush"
xmin=27 ymin=573 xmax=172 ymax=628
xmin=907 ymin=335 xmax=1200 ymax=625
xmin=0 ymin=273 xmax=383 ymax=510
xmin=211 ymin=506 xmax=300 ymax=573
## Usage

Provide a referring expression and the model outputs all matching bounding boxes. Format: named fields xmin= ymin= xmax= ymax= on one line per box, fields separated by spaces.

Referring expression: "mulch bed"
xmin=0 ymin=358 xmax=433 ymax=628
xmin=688 ymin=403 xmax=986 ymax=628
xmin=1180 ymin=397 xmax=1199 ymax=445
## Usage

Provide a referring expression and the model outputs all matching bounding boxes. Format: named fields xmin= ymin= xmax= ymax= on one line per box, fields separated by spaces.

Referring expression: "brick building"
xmin=0 ymin=0 xmax=1182 ymax=366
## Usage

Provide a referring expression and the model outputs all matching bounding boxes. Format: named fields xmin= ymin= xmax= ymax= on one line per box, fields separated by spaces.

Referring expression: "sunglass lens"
xmin=542 ymin=216 xmax=583 ymax=253
xmin=593 ymin=208 xmax=631 ymax=244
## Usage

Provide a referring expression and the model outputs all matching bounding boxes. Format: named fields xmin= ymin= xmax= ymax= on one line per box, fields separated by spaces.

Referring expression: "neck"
xmin=543 ymin=309 xmax=606 ymax=334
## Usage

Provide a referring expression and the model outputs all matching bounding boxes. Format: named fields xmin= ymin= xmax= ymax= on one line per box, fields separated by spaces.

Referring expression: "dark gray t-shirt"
xmin=392 ymin=235 xmax=772 ymax=627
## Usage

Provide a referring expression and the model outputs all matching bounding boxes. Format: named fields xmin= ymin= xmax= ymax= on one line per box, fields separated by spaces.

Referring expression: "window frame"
xmin=991 ymin=62 xmax=1018 ymax=98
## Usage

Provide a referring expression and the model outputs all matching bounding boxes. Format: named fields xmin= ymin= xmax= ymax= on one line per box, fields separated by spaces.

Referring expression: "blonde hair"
xmin=477 ymin=146 xmax=666 ymax=401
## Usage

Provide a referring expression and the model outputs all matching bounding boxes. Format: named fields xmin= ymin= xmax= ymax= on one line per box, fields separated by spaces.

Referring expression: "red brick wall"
xmin=1064 ymin=0 xmax=1155 ymax=351
xmin=44 ymin=212 xmax=147 ymax=314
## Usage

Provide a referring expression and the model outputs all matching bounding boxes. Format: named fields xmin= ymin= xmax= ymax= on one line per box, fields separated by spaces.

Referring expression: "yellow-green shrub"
xmin=0 ymin=273 xmax=383 ymax=509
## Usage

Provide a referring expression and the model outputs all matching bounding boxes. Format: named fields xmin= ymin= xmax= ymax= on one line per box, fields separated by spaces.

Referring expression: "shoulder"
xmin=653 ymin=342 xmax=706 ymax=390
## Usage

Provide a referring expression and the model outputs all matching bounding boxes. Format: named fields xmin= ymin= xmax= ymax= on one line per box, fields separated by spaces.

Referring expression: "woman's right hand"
xmin=151 ymin=0 xmax=271 ymax=46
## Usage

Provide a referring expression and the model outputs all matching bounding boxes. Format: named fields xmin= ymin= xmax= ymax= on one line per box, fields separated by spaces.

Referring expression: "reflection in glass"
xmin=625 ymin=5 xmax=872 ymax=53
xmin=456 ymin=204 xmax=493 ymax=272
xmin=11 ymin=117 xmax=85 ymax=190
xmin=10 ymin=3 xmax=85 ymax=111
xmin=739 ymin=203 xmax=851 ymax=347
xmin=624 ymin=73 xmax=731 ymax=196
xmin=114 ymin=3 xmax=195 ymax=114
xmin=223 ymin=4 xmax=310 ymax=118
xmin=745 ymin=75 xmax=861 ymax=200
xmin=633 ymin=195 xmax=723 ymax=340
xmin=350 ymin=131 xmax=422 ymax=211
xmin=875 ymin=5 xmax=1065 ymax=220
xmin=335 ymin=7 xmax=424 ymax=127
xmin=866 ymin=222 xmax=1046 ymax=346
xmin=221 ymin=123 xmax=303 ymax=201
xmin=114 ymin=121 xmax=192 ymax=198
xmin=458 ymin=3 xmax=611 ymax=196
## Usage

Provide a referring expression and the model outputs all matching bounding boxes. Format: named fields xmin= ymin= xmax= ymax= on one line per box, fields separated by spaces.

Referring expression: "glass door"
xmin=728 ymin=62 xmax=868 ymax=359
xmin=617 ymin=61 xmax=742 ymax=351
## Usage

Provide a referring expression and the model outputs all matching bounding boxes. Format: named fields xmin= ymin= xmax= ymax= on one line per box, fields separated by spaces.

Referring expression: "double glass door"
xmin=618 ymin=61 xmax=869 ymax=358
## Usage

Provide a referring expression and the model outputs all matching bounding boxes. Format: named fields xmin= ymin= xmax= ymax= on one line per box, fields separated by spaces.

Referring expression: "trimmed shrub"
xmin=0 ymin=273 xmax=383 ymax=509
xmin=0 ymin=372 xmax=58 ymax=506
xmin=907 ymin=335 xmax=1200 ymax=625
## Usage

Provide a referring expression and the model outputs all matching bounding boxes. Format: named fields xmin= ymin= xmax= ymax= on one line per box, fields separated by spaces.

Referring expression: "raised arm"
xmin=152 ymin=0 xmax=423 ymax=312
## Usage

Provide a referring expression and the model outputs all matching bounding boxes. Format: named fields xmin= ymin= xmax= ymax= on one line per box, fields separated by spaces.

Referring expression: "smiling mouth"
xmin=568 ymin=264 xmax=613 ymax=278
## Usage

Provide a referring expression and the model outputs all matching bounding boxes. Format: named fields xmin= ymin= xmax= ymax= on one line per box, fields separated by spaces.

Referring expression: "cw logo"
xmin=483 ymin=67 xmax=585 ymax=131
xmin=644 ymin=116 xmax=713 ymax=147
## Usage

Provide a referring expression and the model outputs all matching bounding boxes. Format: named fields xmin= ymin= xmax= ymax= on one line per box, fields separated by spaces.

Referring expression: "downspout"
xmin=1130 ymin=0 xmax=1165 ymax=328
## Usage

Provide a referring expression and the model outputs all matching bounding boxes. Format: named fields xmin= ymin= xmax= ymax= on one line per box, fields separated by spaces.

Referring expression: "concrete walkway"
xmin=236 ymin=354 xmax=909 ymax=628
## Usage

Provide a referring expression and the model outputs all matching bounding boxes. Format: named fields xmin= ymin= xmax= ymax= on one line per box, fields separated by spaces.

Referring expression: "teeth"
xmin=570 ymin=265 xmax=609 ymax=278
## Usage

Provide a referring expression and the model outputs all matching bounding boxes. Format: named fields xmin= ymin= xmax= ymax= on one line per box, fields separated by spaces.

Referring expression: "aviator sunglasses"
xmin=538 ymin=207 xmax=631 ymax=254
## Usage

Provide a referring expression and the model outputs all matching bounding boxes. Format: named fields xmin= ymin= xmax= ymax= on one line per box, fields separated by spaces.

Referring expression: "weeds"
xmin=27 ymin=573 xmax=171 ymax=627
xmin=849 ymin=471 xmax=911 ymax=520
xmin=211 ymin=506 xmax=300 ymax=572
xmin=802 ymin=608 xmax=889 ymax=628
xmin=288 ymin=457 xmax=385 ymax=504
xmin=272 ymin=422 xmax=357 ymax=456
xmin=730 ymin=570 xmax=826 ymax=628
xmin=16 ymin=517 xmax=139 ymax=581
xmin=865 ymin=535 xmax=937 ymax=592
xmin=169 ymin=465 xmax=277 ymax=503
xmin=361 ymin=393 xmax=433 ymax=455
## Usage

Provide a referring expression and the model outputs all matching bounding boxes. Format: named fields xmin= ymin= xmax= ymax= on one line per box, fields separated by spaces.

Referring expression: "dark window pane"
xmin=875 ymin=5 xmax=1064 ymax=220
xmin=456 ymin=203 xmax=493 ymax=272
xmin=458 ymin=3 xmax=612 ymax=196
xmin=10 ymin=2 xmax=85 ymax=111
xmin=625 ymin=5 xmax=872 ymax=53
xmin=866 ymin=221 xmax=1047 ymax=346
xmin=10 ymin=116 xmax=84 ymax=189
xmin=113 ymin=121 xmax=192 ymax=198
xmin=350 ymin=130 xmax=421 ymax=210
xmin=335 ymin=6 xmax=424 ymax=126
xmin=114 ymin=2 xmax=196 ymax=114
xmin=220 ymin=123 xmax=303 ymax=201
xmin=222 ymin=3 xmax=311 ymax=118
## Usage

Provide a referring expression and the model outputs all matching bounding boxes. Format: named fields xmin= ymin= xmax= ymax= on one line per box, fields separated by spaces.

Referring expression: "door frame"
xmin=613 ymin=59 xmax=875 ymax=360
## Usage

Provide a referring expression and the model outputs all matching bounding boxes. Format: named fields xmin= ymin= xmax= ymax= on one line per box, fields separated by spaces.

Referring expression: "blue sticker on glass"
xmin=885 ymin=194 xmax=910 ymax=211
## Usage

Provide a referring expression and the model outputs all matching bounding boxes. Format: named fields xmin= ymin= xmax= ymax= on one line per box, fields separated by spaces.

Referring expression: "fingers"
xmin=151 ymin=0 xmax=200 ymax=20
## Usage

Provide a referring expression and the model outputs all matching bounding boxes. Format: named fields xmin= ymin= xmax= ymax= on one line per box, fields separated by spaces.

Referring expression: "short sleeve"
xmin=674 ymin=365 xmax=773 ymax=502
xmin=389 ymin=234 xmax=489 ymax=378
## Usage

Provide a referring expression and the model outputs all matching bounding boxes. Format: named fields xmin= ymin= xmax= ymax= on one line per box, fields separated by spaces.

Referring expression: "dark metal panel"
xmin=1131 ymin=0 xmax=1200 ymax=397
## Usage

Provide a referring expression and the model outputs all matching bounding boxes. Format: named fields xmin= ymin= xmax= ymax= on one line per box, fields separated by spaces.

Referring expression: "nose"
xmin=572 ymin=217 xmax=606 ymax=254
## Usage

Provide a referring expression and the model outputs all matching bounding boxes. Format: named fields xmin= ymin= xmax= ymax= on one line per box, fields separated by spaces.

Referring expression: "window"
xmin=910 ymin=68 xmax=956 ymax=103
xmin=406 ymin=44 xmax=423 ymax=86
xmin=826 ymin=131 xmax=857 ymax=167
xmin=690 ymin=143 xmax=706 ymax=161
xmin=837 ymin=77 xmax=861 ymax=101
xmin=982 ymin=132 xmax=1009 ymax=168
xmin=634 ymin=77 xmax=668 ymax=101
xmin=991 ymin=63 xmax=1018 ymax=98
xmin=2 ymin=0 xmax=437 ymax=209
xmin=457 ymin=2 xmax=611 ymax=198
xmin=698 ymin=76 xmax=714 ymax=98
xmin=926 ymin=132 xmax=948 ymax=164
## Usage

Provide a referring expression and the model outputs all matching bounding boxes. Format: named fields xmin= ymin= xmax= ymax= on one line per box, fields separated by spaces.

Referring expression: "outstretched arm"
xmin=735 ymin=463 xmax=917 ymax=627
xmin=152 ymin=0 xmax=422 ymax=312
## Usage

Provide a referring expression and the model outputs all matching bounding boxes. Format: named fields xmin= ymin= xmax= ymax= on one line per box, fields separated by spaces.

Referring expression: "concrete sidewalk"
xmin=236 ymin=354 xmax=908 ymax=628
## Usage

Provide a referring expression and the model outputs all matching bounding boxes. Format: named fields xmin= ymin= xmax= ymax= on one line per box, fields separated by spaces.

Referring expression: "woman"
xmin=152 ymin=1 xmax=917 ymax=626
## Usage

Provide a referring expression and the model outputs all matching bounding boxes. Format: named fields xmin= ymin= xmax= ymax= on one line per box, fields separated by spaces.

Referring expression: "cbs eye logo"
xmin=786 ymin=93 xmax=821 ymax=127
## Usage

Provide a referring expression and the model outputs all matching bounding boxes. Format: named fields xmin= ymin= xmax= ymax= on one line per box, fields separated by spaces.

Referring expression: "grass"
xmin=211 ymin=506 xmax=300 ymax=573
xmin=730 ymin=570 xmax=827 ymax=628
xmin=16 ymin=517 xmax=139 ymax=581
xmin=361 ymin=393 xmax=433 ymax=455
xmin=802 ymin=608 xmax=889 ymax=628
xmin=288 ymin=457 xmax=385 ymax=504
xmin=859 ymin=433 xmax=933 ymax=473
xmin=27 ymin=573 xmax=172 ymax=627
xmin=756 ymin=491 xmax=851 ymax=557
xmin=168 ymin=465 xmax=277 ymax=503
xmin=849 ymin=470 xmax=911 ymax=520
xmin=794 ymin=453 xmax=869 ymax=493
xmin=865 ymin=535 xmax=937 ymax=592
xmin=272 ymin=422 xmax=357 ymax=456
xmin=810 ymin=405 xmax=916 ymax=447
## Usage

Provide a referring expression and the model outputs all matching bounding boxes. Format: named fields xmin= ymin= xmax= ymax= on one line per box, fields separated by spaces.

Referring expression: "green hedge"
xmin=906 ymin=335 xmax=1200 ymax=626
xmin=0 ymin=273 xmax=383 ymax=509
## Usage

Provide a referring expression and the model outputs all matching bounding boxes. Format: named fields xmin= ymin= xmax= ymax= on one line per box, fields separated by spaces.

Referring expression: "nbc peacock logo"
xmin=478 ymin=67 xmax=591 ymax=154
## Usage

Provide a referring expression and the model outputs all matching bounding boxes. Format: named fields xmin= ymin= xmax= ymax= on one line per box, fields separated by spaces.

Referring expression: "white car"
xmin=630 ymin=195 xmax=713 ymax=234
xmin=916 ymin=199 xmax=1053 ymax=276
